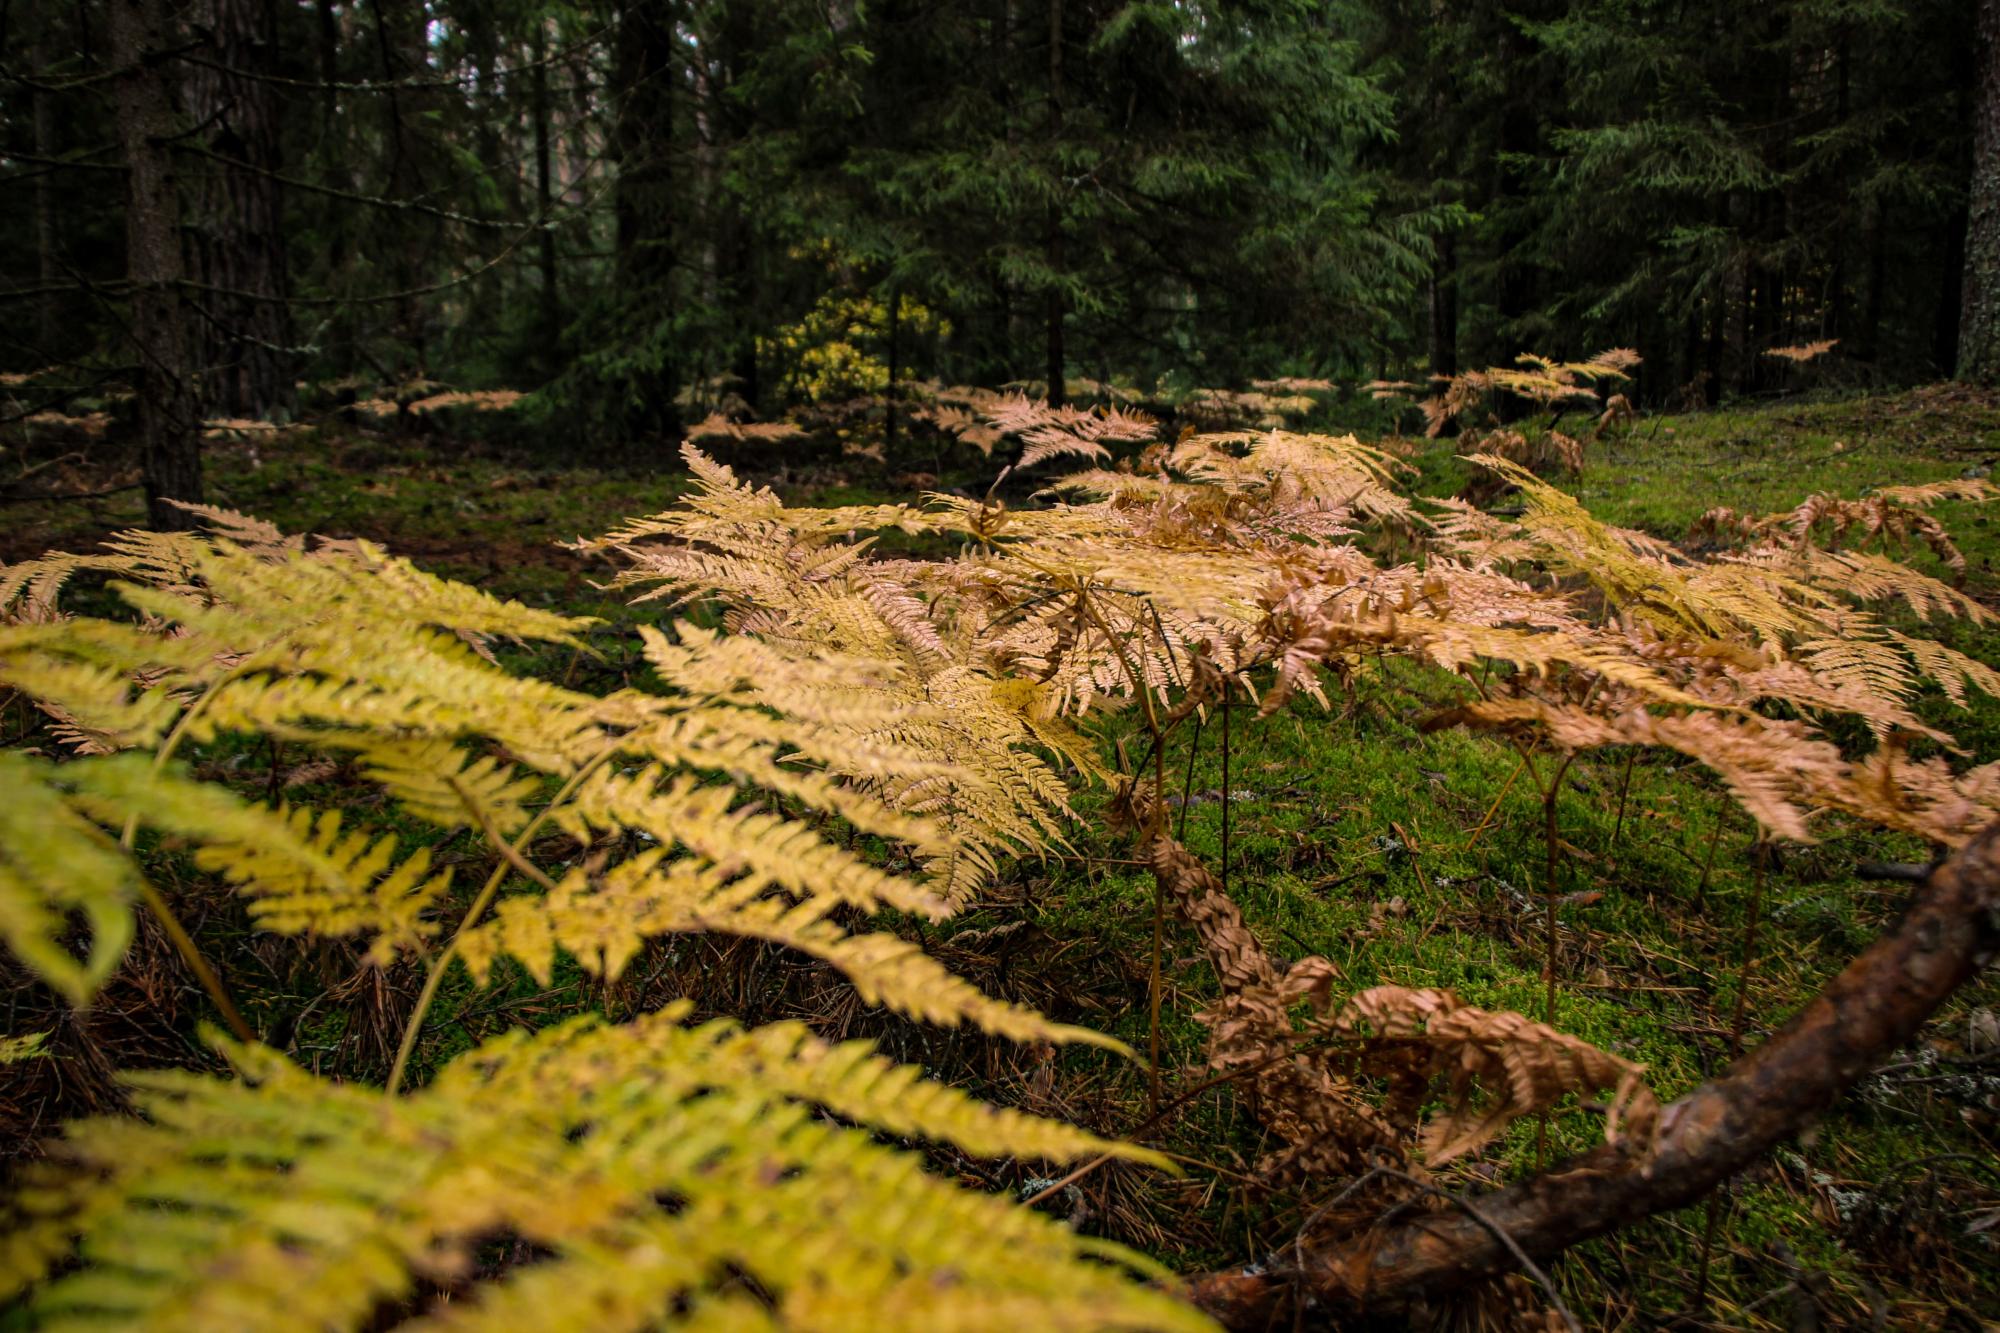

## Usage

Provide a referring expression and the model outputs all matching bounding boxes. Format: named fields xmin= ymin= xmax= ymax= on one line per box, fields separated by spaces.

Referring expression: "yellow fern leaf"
xmin=0 ymin=1009 xmax=1200 ymax=1331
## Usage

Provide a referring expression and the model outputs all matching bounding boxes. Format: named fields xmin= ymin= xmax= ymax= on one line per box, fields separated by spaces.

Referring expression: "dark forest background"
xmin=4 ymin=0 xmax=1997 ymax=525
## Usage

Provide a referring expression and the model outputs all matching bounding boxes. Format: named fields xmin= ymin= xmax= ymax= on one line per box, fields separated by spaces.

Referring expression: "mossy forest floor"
xmin=5 ymin=386 xmax=1999 ymax=1329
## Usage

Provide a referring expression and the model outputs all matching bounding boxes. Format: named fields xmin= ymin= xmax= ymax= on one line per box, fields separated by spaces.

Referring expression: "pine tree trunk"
xmin=378 ymin=1 xmax=441 ymax=381
xmin=532 ymin=18 xmax=562 ymax=370
xmin=614 ymin=3 xmax=682 ymax=438
xmin=316 ymin=0 xmax=339 ymax=136
xmin=187 ymin=0 xmax=295 ymax=420
xmin=885 ymin=285 xmax=901 ymax=451
xmin=717 ymin=3 xmax=762 ymax=412
xmin=1860 ymin=199 xmax=1887 ymax=365
xmin=31 ymin=26 xmax=61 ymax=356
xmin=1960 ymin=0 xmax=2000 ymax=383
xmin=1043 ymin=0 xmax=1065 ymax=407
xmin=464 ymin=1 xmax=508 ymax=340
xmin=110 ymin=0 xmax=203 ymax=529
xmin=1428 ymin=230 xmax=1458 ymax=378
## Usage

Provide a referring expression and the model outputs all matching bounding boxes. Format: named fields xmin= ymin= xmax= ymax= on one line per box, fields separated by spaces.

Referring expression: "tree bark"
xmin=1428 ymin=229 xmax=1458 ymax=380
xmin=109 ymin=0 xmax=203 ymax=530
xmin=1185 ymin=819 xmax=2000 ymax=1328
xmin=1043 ymin=0 xmax=1065 ymax=408
xmin=1960 ymin=0 xmax=2000 ymax=382
xmin=187 ymin=0 xmax=295 ymax=420
xmin=376 ymin=0 xmax=443 ymax=380
xmin=614 ymin=3 xmax=682 ymax=439
xmin=31 ymin=25 xmax=61 ymax=357
xmin=531 ymin=17 xmax=562 ymax=371
xmin=885 ymin=285 xmax=901 ymax=451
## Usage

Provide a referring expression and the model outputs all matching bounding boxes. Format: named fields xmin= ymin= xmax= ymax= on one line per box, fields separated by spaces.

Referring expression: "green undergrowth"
xmin=6 ymin=388 xmax=1999 ymax=1327
xmin=1010 ymin=661 xmax=1999 ymax=1322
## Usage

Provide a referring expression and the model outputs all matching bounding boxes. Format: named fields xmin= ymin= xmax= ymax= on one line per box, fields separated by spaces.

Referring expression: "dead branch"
xmin=1182 ymin=818 xmax=2000 ymax=1329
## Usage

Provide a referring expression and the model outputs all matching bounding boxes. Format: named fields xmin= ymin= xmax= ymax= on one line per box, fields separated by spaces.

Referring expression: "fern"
xmin=0 ymin=525 xmax=1109 ymax=1043
xmin=0 ymin=1006 xmax=1203 ymax=1331
xmin=11 ymin=371 xmax=2000 ymax=1329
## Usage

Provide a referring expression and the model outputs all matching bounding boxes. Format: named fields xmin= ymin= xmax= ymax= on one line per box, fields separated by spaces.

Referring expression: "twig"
xmin=385 ymin=739 xmax=622 ymax=1095
xmin=1464 ymin=753 xmax=1527 ymax=850
xmin=1355 ymin=1166 xmax=1584 ymax=1333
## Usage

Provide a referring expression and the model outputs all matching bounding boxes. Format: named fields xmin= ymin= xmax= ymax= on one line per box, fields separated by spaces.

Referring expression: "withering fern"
xmin=0 ymin=517 xmax=1190 ymax=1329
xmin=8 ymin=366 xmax=2000 ymax=1329
xmin=0 ymin=1005 xmax=1198 ymax=1331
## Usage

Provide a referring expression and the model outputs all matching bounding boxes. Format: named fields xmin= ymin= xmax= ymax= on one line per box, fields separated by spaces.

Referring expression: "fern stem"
xmin=1542 ymin=751 xmax=1575 ymax=1029
xmin=1463 ymin=754 xmax=1527 ymax=852
xmin=120 ymin=662 xmax=253 ymax=851
xmin=1610 ymin=748 xmax=1637 ymax=847
xmin=1524 ymin=744 xmax=1576 ymax=1171
xmin=1692 ymin=1189 xmax=1727 ymax=1313
xmin=1220 ymin=679 xmax=1232 ymax=899
xmin=386 ymin=739 xmax=622 ymax=1095
xmin=1176 ymin=710 xmax=1205 ymax=842
xmin=1695 ymin=792 xmax=1727 ymax=910
xmin=136 ymin=879 xmax=255 ymax=1043
xmin=1149 ymin=728 xmax=1165 ymax=1115
xmin=450 ymin=776 xmax=564 ymax=894
xmin=122 ymin=664 xmax=260 ymax=1043
xmin=1727 ymin=840 xmax=1770 ymax=1058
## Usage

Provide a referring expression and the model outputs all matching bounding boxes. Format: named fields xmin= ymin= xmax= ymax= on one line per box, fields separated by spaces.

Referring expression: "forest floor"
xmin=6 ymin=386 xmax=2000 ymax=1329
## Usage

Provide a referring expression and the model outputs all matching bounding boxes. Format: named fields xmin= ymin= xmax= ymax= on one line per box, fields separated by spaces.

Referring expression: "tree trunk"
xmin=1428 ymin=229 xmax=1458 ymax=379
xmin=1043 ymin=0 xmax=1065 ymax=408
xmin=531 ymin=16 xmax=562 ymax=372
xmin=316 ymin=0 xmax=339 ymax=137
xmin=379 ymin=0 xmax=445 ymax=381
xmin=1186 ymin=819 xmax=2000 ymax=1327
xmin=463 ymin=0 xmax=510 ymax=343
xmin=187 ymin=0 xmax=295 ymax=420
xmin=109 ymin=0 xmax=203 ymax=530
xmin=614 ymin=3 xmax=682 ymax=438
xmin=885 ymin=285 xmax=901 ymax=452
xmin=716 ymin=3 xmax=762 ymax=413
xmin=1860 ymin=199 xmax=1887 ymax=367
xmin=31 ymin=25 xmax=61 ymax=357
xmin=1960 ymin=0 xmax=2000 ymax=382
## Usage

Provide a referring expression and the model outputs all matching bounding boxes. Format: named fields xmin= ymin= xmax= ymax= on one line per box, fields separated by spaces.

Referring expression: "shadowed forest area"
xmin=5 ymin=3 xmax=2000 ymax=1331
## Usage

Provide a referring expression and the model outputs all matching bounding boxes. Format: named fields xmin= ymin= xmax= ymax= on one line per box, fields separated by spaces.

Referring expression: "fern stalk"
xmin=386 ymin=738 xmax=623 ymax=1094
xmin=120 ymin=662 xmax=263 ymax=1042
xmin=1073 ymin=588 xmax=1171 ymax=1108
xmin=1463 ymin=752 xmax=1527 ymax=852
xmin=1728 ymin=840 xmax=1771 ymax=1057
xmin=1610 ymin=748 xmax=1637 ymax=847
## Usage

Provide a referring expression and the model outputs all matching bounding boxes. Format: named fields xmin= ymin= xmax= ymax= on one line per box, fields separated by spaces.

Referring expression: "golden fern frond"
xmin=353 ymin=737 xmax=542 ymax=836
xmin=562 ymin=765 xmax=949 ymax=919
xmin=1887 ymin=628 xmax=2000 ymax=708
xmin=686 ymin=411 xmax=809 ymax=446
xmin=0 ymin=641 xmax=184 ymax=751
xmin=1872 ymin=478 xmax=1999 ymax=507
xmin=1468 ymin=455 xmax=1732 ymax=636
xmin=162 ymin=499 xmax=312 ymax=555
xmin=194 ymin=804 xmax=450 ymax=961
xmin=1333 ymin=985 xmax=1658 ymax=1164
xmin=1428 ymin=697 xmax=1846 ymax=841
xmin=2 ymin=750 xmax=428 ymax=999
xmin=580 ymin=445 xmax=929 ymax=561
xmin=1016 ymin=426 xmax=1113 ymax=472
xmin=1765 ymin=338 xmax=1838 ymax=363
xmin=6 ymin=521 xmax=1125 ymax=1055
xmin=1789 ymin=548 xmax=1994 ymax=623
xmin=0 ymin=1031 xmax=47 ymax=1063
xmin=461 ymin=857 xmax=1122 ymax=1050
xmin=0 ymin=1007 xmax=1201 ymax=1332
xmin=1796 ymin=634 xmax=1925 ymax=721
xmin=0 ymin=753 xmax=139 ymax=1004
